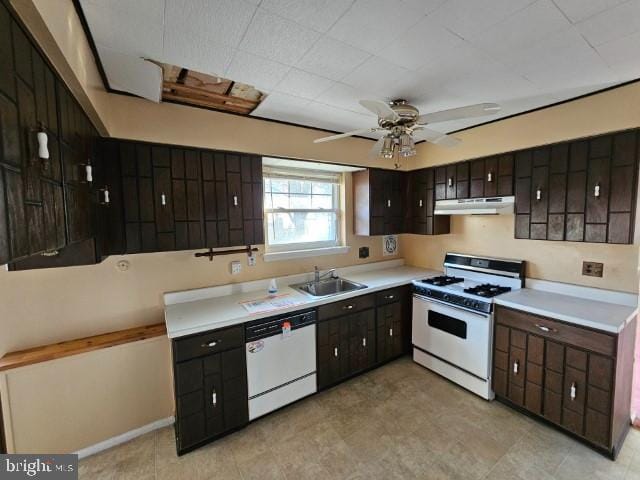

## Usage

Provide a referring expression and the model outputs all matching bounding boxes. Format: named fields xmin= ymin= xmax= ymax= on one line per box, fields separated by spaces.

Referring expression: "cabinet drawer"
xmin=318 ymin=294 xmax=375 ymax=320
xmin=495 ymin=306 xmax=615 ymax=357
xmin=375 ymin=287 xmax=405 ymax=306
xmin=173 ymin=325 xmax=244 ymax=362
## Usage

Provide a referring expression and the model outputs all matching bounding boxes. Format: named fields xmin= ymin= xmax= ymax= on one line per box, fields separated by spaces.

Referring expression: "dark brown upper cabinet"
xmin=106 ymin=138 xmax=263 ymax=255
xmin=407 ymin=168 xmax=450 ymax=235
xmin=353 ymin=168 xmax=406 ymax=236
xmin=1 ymin=3 xmax=100 ymax=269
xmin=470 ymin=154 xmax=514 ymax=198
xmin=514 ymin=130 xmax=638 ymax=244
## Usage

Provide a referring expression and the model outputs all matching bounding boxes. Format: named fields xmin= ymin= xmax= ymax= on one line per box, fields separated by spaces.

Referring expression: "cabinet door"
xmin=376 ymin=301 xmax=403 ymax=364
xmin=445 ymin=165 xmax=456 ymax=199
xmin=566 ymin=141 xmax=588 ymax=241
xmin=317 ymin=317 xmax=350 ymax=389
xmin=543 ymin=341 xmax=564 ymax=424
xmin=608 ymin=131 xmax=637 ymax=243
xmin=507 ymin=329 xmax=526 ymax=406
xmin=172 ymin=148 xmax=204 ymax=250
xmin=348 ymin=309 xmax=376 ymax=374
xmin=226 ymin=154 xmax=243 ymax=246
xmin=497 ymin=154 xmax=514 ymax=196
xmin=548 ymin=144 xmax=568 ymax=240
xmin=525 ymin=334 xmax=544 ymax=414
xmin=530 ymin=148 xmax=549 ymax=240
xmin=455 ymin=162 xmax=469 ymax=199
xmin=585 ymin=136 xmax=611 ymax=243
xmin=435 ymin=166 xmax=447 ymax=200
xmin=470 ymin=158 xmax=485 ymax=198
xmin=514 ymin=150 xmax=532 ymax=239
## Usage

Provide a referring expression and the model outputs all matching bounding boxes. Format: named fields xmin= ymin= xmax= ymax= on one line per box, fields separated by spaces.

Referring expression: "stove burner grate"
xmin=423 ymin=276 xmax=465 ymax=286
xmin=463 ymin=284 xmax=512 ymax=298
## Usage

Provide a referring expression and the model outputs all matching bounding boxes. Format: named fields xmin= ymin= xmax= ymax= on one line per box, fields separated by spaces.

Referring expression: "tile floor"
xmin=79 ymin=357 xmax=640 ymax=479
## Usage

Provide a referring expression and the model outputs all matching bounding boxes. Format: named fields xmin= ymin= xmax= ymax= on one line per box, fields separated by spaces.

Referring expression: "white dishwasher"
xmin=245 ymin=310 xmax=317 ymax=420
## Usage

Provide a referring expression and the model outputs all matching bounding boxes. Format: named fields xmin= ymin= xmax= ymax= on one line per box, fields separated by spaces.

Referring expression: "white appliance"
xmin=245 ymin=310 xmax=317 ymax=420
xmin=434 ymin=196 xmax=515 ymax=215
xmin=412 ymin=253 xmax=525 ymax=400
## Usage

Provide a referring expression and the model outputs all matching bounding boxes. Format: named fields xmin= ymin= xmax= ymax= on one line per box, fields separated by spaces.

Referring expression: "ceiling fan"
xmin=313 ymin=99 xmax=501 ymax=161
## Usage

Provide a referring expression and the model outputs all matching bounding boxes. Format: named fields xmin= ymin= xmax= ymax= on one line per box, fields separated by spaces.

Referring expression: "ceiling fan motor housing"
xmin=379 ymin=99 xmax=419 ymax=129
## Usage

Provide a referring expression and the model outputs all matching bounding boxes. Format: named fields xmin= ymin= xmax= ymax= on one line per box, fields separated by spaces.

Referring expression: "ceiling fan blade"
xmin=413 ymin=127 xmax=461 ymax=147
xmin=369 ymin=136 xmax=385 ymax=159
xmin=313 ymin=128 xmax=377 ymax=144
xmin=359 ymin=100 xmax=399 ymax=122
xmin=417 ymin=102 xmax=501 ymax=124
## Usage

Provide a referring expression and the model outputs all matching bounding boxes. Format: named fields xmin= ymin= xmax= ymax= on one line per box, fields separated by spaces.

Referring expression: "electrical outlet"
xmin=359 ymin=247 xmax=370 ymax=259
xmin=582 ymin=261 xmax=603 ymax=277
xmin=230 ymin=260 xmax=242 ymax=275
xmin=247 ymin=255 xmax=256 ymax=267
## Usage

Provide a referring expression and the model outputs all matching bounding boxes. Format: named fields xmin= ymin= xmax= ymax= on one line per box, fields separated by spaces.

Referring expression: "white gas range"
xmin=411 ymin=253 xmax=525 ymax=400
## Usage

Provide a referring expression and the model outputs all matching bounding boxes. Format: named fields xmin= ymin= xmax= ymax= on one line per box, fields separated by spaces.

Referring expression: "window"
xmin=263 ymin=165 xmax=341 ymax=253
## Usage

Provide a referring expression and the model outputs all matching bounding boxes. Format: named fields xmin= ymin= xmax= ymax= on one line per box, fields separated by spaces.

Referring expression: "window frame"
xmin=262 ymin=169 xmax=342 ymax=254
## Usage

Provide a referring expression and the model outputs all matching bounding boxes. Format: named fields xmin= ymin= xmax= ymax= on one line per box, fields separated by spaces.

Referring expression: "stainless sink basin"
xmin=291 ymin=277 xmax=367 ymax=298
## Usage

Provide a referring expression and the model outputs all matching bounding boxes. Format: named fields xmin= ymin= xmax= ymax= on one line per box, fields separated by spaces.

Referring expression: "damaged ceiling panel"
xmin=161 ymin=64 xmax=266 ymax=114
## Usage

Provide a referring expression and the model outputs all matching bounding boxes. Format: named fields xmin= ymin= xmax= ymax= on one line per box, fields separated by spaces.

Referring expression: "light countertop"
xmin=165 ymin=264 xmax=438 ymax=338
xmin=495 ymin=288 xmax=638 ymax=334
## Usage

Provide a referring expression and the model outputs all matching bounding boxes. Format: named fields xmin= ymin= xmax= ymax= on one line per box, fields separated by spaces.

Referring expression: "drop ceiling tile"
xmin=296 ymin=37 xmax=371 ymax=81
xmin=554 ymin=0 xmax=627 ymax=23
xmin=314 ymin=82 xmax=380 ymax=115
xmin=303 ymin=101 xmax=375 ymax=133
xmin=426 ymin=0 xmax=536 ymax=40
xmin=251 ymin=92 xmax=311 ymax=123
xmin=328 ymin=0 xmax=424 ymax=54
xmin=274 ymin=69 xmax=335 ymax=99
xmin=576 ymin=0 xmax=640 ymax=46
xmin=225 ymin=51 xmax=290 ymax=91
xmin=378 ymin=16 xmax=464 ymax=71
xmin=400 ymin=0 xmax=447 ymax=15
xmin=164 ymin=0 xmax=257 ymax=49
xmin=163 ymin=29 xmax=235 ymax=76
xmin=341 ymin=57 xmax=415 ymax=98
xmin=596 ymin=30 xmax=640 ymax=79
xmin=239 ymin=9 xmax=321 ymax=65
xmin=81 ymin=1 xmax=164 ymax=59
xmin=98 ymin=45 xmax=162 ymax=101
xmin=259 ymin=0 xmax=353 ymax=33
xmin=472 ymin=0 xmax=571 ymax=59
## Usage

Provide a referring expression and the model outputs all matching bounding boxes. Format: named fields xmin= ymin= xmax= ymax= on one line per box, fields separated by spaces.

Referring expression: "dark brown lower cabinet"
xmin=172 ymin=325 xmax=248 ymax=455
xmin=493 ymin=305 xmax=636 ymax=458
xmin=376 ymin=286 xmax=411 ymax=364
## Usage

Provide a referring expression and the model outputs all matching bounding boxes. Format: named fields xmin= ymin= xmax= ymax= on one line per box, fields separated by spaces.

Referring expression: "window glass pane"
xmin=290 ymin=193 xmax=312 ymax=209
xmin=312 ymin=182 xmax=333 ymax=195
xmin=267 ymin=211 xmax=337 ymax=245
xmin=270 ymin=179 xmax=289 ymax=193
xmin=289 ymin=180 xmax=312 ymax=194
xmin=311 ymin=194 xmax=332 ymax=209
xmin=271 ymin=193 xmax=289 ymax=209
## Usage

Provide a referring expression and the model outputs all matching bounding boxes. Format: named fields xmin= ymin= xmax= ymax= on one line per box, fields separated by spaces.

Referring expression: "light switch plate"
xmin=582 ymin=261 xmax=603 ymax=277
xmin=231 ymin=260 xmax=242 ymax=275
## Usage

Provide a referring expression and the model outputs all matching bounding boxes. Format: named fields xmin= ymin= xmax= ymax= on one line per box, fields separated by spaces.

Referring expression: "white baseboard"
xmin=75 ymin=416 xmax=174 ymax=459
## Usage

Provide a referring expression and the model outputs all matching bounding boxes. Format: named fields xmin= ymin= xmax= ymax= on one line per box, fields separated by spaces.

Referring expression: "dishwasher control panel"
xmin=245 ymin=310 xmax=316 ymax=341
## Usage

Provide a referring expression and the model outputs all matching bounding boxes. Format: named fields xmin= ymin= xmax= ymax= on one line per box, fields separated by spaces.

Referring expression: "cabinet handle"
xmin=99 ymin=188 xmax=110 ymax=205
xmin=387 ymin=199 xmax=391 ymax=208
xmin=536 ymin=189 xmax=541 ymax=200
xmin=233 ymin=195 xmax=238 ymax=206
xmin=570 ymin=382 xmax=577 ymax=401
xmin=343 ymin=304 xmax=354 ymax=310
xmin=161 ymin=193 xmax=167 ymax=206
xmin=384 ymin=294 xmax=395 ymax=300
xmin=487 ymin=172 xmax=493 ymax=182
xmin=513 ymin=360 xmax=519 ymax=374
xmin=594 ymin=183 xmax=600 ymax=198
xmin=201 ymin=340 xmax=218 ymax=348
xmin=418 ymin=199 xmax=423 ymax=207
xmin=448 ymin=177 xmax=453 ymax=187
xmin=362 ymin=337 xmax=367 ymax=347
xmin=389 ymin=328 xmax=393 ymax=337
xmin=85 ymin=164 xmax=93 ymax=183
xmin=534 ymin=323 xmax=556 ymax=333
xmin=212 ymin=390 xmax=217 ymax=407
xmin=334 ymin=347 xmax=338 ymax=357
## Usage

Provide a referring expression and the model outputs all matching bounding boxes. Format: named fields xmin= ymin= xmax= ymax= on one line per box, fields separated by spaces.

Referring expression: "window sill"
xmin=263 ymin=246 xmax=351 ymax=262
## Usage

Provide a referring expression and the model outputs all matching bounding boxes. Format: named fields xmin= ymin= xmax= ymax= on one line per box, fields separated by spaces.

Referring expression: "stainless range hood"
xmin=434 ymin=196 xmax=515 ymax=215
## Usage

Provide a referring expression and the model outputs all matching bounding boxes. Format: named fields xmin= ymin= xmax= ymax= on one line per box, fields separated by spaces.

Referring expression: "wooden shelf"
xmin=0 ymin=323 xmax=166 ymax=372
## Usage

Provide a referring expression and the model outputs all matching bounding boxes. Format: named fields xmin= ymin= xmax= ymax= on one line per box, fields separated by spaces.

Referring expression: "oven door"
xmin=412 ymin=295 xmax=492 ymax=379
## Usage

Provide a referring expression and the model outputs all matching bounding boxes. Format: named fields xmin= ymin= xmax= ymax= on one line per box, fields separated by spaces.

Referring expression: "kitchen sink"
xmin=291 ymin=278 xmax=367 ymax=298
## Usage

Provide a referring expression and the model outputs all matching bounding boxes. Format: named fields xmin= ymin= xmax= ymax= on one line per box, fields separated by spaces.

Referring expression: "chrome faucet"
xmin=314 ymin=266 xmax=338 ymax=282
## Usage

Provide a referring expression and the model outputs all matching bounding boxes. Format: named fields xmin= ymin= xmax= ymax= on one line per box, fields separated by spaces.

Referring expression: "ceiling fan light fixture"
xmin=381 ymin=136 xmax=394 ymax=159
xmin=399 ymin=133 xmax=416 ymax=157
